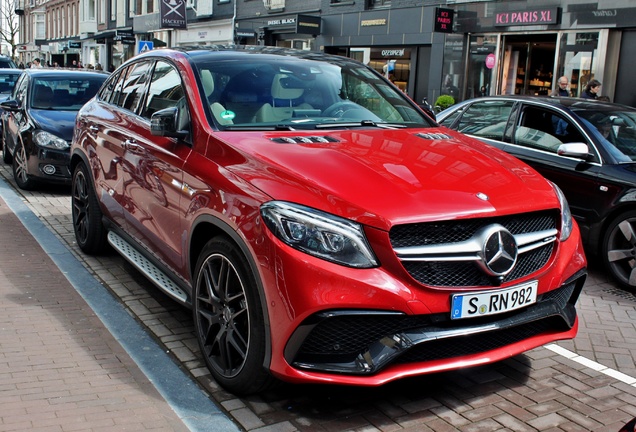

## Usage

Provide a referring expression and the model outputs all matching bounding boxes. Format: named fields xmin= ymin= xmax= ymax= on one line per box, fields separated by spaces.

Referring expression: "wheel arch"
xmin=188 ymin=214 xmax=273 ymax=368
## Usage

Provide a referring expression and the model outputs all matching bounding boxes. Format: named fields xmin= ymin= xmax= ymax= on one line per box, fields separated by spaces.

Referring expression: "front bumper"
xmin=285 ymin=268 xmax=585 ymax=375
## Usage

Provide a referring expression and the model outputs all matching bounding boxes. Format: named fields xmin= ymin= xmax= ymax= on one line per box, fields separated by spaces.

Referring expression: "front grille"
xmin=390 ymin=211 xmax=557 ymax=248
xmin=390 ymin=210 xmax=558 ymax=287
xmin=402 ymin=242 xmax=554 ymax=286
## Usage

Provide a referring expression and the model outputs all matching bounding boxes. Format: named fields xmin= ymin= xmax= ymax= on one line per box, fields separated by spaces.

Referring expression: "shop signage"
xmin=68 ymin=40 xmax=81 ymax=49
xmin=434 ymin=8 xmax=454 ymax=33
xmin=236 ymin=29 xmax=255 ymax=38
xmin=114 ymin=30 xmax=135 ymax=45
xmin=361 ymin=19 xmax=386 ymax=27
xmin=296 ymin=14 xmax=321 ymax=35
xmin=160 ymin=0 xmax=187 ymax=29
xmin=268 ymin=17 xmax=295 ymax=26
xmin=485 ymin=53 xmax=496 ymax=69
xmin=494 ymin=7 xmax=560 ymax=26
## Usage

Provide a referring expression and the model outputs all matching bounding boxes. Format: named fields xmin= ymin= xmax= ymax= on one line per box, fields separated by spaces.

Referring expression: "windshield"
xmin=193 ymin=56 xmax=433 ymax=130
xmin=31 ymin=76 xmax=106 ymax=110
xmin=573 ymin=107 xmax=636 ymax=162
xmin=0 ymin=73 xmax=19 ymax=95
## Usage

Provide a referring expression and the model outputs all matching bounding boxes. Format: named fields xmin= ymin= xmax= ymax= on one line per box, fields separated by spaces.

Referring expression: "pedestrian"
xmin=551 ymin=76 xmax=571 ymax=97
xmin=581 ymin=79 xmax=601 ymax=99
xmin=95 ymin=63 xmax=103 ymax=71
xmin=30 ymin=58 xmax=42 ymax=68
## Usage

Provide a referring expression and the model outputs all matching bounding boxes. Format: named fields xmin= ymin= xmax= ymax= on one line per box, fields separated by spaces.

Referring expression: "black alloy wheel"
xmin=603 ymin=210 xmax=636 ymax=291
xmin=193 ymin=237 xmax=274 ymax=395
xmin=12 ymin=141 xmax=34 ymax=190
xmin=71 ymin=162 xmax=107 ymax=254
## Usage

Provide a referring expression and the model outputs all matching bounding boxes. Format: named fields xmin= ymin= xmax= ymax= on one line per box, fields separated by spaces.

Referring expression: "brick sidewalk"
xmin=0 ymin=195 xmax=192 ymax=431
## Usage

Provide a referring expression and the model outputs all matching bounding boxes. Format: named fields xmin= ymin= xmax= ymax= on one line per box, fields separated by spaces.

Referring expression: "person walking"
xmin=581 ymin=79 xmax=602 ymax=99
xmin=551 ymin=76 xmax=571 ymax=97
xmin=30 ymin=58 xmax=42 ymax=68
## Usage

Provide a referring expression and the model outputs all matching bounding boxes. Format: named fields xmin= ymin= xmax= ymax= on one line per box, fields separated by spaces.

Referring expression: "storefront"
xmin=447 ymin=1 xmax=636 ymax=105
xmin=317 ymin=5 xmax=442 ymax=107
xmin=235 ymin=14 xmax=321 ymax=50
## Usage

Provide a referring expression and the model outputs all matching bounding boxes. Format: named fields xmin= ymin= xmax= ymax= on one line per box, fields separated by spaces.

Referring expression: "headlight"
xmin=33 ymin=130 xmax=69 ymax=150
xmin=552 ymin=182 xmax=573 ymax=241
xmin=261 ymin=201 xmax=379 ymax=268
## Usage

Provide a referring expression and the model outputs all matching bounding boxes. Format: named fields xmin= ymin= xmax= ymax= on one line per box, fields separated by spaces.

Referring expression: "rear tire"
xmin=72 ymin=162 xmax=108 ymax=254
xmin=192 ymin=236 xmax=275 ymax=395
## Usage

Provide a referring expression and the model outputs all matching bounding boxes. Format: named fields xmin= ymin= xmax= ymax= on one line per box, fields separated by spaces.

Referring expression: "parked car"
xmin=437 ymin=96 xmax=636 ymax=290
xmin=0 ymin=69 xmax=23 ymax=145
xmin=0 ymin=55 xmax=17 ymax=69
xmin=71 ymin=46 xmax=586 ymax=395
xmin=1 ymin=68 xmax=108 ymax=189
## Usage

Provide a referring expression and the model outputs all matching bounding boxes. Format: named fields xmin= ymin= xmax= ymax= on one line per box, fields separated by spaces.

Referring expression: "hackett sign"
xmin=494 ymin=7 xmax=560 ymax=26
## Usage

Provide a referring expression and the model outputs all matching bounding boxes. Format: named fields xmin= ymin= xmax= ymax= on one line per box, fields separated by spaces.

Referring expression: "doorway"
xmin=499 ymin=34 xmax=557 ymax=96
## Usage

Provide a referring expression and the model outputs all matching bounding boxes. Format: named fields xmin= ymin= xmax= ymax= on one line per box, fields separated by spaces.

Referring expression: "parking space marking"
xmin=546 ymin=343 xmax=636 ymax=386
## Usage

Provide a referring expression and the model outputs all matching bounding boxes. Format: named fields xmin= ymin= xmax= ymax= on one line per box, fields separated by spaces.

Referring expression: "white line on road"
xmin=546 ymin=343 xmax=636 ymax=387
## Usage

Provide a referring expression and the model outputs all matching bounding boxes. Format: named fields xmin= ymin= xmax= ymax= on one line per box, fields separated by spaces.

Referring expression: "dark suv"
xmin=70 ymin=46 xmax=586 ymax=395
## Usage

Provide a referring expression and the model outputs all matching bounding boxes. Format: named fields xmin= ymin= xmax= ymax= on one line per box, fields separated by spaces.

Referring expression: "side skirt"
xmin=107 ymin=231 xmax=189 ymax=304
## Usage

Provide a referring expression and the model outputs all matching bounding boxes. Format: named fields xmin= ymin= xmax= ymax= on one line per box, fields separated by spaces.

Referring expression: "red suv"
xmin=71 ymin=46 xmax=587 ymax=395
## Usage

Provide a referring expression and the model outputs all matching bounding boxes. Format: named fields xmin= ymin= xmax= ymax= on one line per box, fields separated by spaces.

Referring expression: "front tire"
xmin=193 ymin=237 xmax=275 ymax=395
xmin=12 ymin=142 xmax=34 ymax=190
xmin=602 ymin=210 xmax=636 ymax=290
xmin=72 ymin=162 xmax=108 ymax=254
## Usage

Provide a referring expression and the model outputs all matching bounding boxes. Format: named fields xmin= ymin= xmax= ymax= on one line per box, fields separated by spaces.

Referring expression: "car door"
xmin=79 ymin=63 xmax=152 ymax=230
xmin=3 ymin=74 xmax=28 ymax=157
xmin=504 ymin=103 xmax=605 ymax=231
xmin=122 ymin=59 xmax=190 ymax=274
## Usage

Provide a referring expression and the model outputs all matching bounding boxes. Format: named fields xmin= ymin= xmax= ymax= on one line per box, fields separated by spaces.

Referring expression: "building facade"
xmin=12 ymin=0 xmax=636 ymax=107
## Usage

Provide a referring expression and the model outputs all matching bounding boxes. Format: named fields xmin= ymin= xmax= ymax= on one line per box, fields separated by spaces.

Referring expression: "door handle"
xmin=123 ymin=139 xmax=142 ymax=152
xmin=88 ymin=125 xmax=99 ymax=133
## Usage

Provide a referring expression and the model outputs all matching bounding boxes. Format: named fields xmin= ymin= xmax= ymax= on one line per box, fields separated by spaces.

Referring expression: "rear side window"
xmin=115 ymin=61 xmax=152 ymax=112
xmin=455 ymin=101 xmax=514 ymax=141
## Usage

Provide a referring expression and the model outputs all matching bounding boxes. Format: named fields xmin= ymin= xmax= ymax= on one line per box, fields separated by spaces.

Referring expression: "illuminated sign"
xmin=494 ymin=7 xmax=560 ymax=26
xmin=435 ymin=8 xmax=454 ymax=33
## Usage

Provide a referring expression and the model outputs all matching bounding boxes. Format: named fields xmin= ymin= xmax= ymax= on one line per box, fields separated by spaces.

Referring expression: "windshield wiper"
xmin=315 ymin=120 xmax=407 ymax=129
xmin=223 ymin=124 xmax=296 ymax=131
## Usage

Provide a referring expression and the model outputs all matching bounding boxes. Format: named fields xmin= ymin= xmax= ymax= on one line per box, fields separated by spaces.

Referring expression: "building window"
xmin=111 ymin=0 xmax=116 ymax=21
xmin=87 ymin=0 xmax=96 ymax=21
xmin=367 ymin=0 xmax=390 ymax=8
xmin=34 ymin=13 xmax=45 ymax=40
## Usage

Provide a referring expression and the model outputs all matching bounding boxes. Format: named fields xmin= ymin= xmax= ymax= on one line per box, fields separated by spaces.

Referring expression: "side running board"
xmin=107 ymin=231 xmax=189 ymax=304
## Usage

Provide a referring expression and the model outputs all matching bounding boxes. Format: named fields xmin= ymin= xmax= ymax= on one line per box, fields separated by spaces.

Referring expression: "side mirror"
xmin=557 ymin=142 xmax=591 ymax=160
xmin=150 ymin=107 xmax=188 ymax=139
xmin=0 ymin=99 xmax=21 ymax=112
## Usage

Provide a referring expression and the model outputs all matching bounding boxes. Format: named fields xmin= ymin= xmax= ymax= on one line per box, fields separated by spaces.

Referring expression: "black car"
xmin=0 ymin=56 xmax=17 ymax=69
xmin=1 ymin=68 xmax=107 ymax=190
xmin=437 ymin=96 xmax=636 ymax=290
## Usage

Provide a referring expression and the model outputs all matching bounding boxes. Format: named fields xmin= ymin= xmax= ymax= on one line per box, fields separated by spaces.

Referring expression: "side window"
xmin=141 ymin=60 xmax=185 ymax=119
xmin=455 ymin=101 xmax=514 ymax=141
xmin=13 ymin=75 xmax=28 ymax=104
xmin=108 ymin=67 xmax=128 ymax=106
xmin=515 ymin=106 xmax=585 ymax=153
xmin=116 ymin=61 xmax=152 ymax=112
xmin=98 ymin=70 xmax=121 ymax=102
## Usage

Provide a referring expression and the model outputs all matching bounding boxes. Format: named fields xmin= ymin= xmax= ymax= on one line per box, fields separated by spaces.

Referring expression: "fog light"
xmin=42 ymin=165 xmax=56 ymax=175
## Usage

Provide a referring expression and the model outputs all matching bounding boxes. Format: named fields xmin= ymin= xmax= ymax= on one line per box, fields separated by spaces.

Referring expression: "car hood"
xmin=214 ymin=128 xmax=560 ymax=230
xmin=30 ymin=109 xmax=77 ymax=141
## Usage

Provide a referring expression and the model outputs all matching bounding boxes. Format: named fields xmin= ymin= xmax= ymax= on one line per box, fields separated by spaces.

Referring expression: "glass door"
xmin=556 ymin=32 xmax=599 ymax=98
xmin=498 ymin=34 xmax=557 ymax=96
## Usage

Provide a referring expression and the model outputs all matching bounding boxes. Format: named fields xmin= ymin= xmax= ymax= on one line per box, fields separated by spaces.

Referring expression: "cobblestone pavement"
xmin=1 ymin=163 xmax=635 ymax=432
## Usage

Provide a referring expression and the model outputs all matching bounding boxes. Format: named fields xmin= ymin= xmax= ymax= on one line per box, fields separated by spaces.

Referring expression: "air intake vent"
xmin=415 ymin=132 xmax=453 ymax=140
xmin=271 ymin=136 xmax=339 ymax=144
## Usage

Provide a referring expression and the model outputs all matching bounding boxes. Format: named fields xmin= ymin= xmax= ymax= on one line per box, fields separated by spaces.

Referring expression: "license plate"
xmin=450 ymin=281 xmax=538 ymax=320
